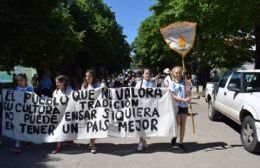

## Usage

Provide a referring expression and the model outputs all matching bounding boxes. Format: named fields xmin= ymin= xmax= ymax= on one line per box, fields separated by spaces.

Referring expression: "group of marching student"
xmin=4 ymin=66 xmax=192 ymax=154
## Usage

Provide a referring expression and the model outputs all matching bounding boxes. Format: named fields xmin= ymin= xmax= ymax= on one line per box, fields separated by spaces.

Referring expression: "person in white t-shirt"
xmin=135 ymin=68 xmax=156 ymax=151
xmin=162 ymin=68 xmax=172 ymax=88
xmin=52 ymin=75 xmax=73 ymax=154
xmin=135 ymin=68 xmax=156 ymax=89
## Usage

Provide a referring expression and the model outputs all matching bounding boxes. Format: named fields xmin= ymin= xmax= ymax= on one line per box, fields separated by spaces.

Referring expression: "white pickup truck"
xmin=205 ymin=70 xmax=260 ymax=153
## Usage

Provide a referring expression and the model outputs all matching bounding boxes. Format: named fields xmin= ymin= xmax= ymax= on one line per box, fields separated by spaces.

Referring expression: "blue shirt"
xmin=171 ymin=80 xmax=188 ymax=108
xmin=15 ymin=85 xmax=34 ymax=92
xmin=135 ymin=79 xmax=156 ymax=89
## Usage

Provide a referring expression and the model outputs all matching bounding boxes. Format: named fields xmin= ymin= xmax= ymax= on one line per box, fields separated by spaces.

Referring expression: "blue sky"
xmin=103 ymin=0 xmax=155 ymax=44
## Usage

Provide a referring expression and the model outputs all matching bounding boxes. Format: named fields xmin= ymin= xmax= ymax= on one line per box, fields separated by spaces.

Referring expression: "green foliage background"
xmin=132 ymin=0 xmax=260 ymax=71
xmin=0 ymin=0 xmax=131 ymax=73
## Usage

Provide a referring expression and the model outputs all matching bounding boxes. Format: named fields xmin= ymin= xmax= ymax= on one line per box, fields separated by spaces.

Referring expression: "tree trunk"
xmin=255 ymin=24 xmax=260 ymax=69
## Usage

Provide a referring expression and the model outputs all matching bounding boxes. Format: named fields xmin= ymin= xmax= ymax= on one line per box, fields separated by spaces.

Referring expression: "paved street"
xmin=0 ymin=96 xmax=259 ymax=168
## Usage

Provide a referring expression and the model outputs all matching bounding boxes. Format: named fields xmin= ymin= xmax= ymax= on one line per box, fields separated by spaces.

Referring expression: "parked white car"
xmin=206 ymin=70 xmax=260 ymax=153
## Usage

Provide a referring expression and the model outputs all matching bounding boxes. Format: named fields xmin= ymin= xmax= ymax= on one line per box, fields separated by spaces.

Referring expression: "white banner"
xmin=1 ymin=88 xmax=177 ymax=143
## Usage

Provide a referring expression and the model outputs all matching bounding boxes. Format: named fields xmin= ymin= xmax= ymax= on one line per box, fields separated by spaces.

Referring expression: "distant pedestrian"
xmin=39 ymin=73 xmax=53 ymax=97
xmin=163 ymin=68 xmax=172 ymax=88
xmin=31 ymin=74 xmax=39 ymax=89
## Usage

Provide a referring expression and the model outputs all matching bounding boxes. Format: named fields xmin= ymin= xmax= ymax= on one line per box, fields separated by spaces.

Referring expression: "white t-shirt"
xmin=53 ymin=86 xmax=73 ymax=98
xmin=81 ymin=83 xmax=100 ymax=90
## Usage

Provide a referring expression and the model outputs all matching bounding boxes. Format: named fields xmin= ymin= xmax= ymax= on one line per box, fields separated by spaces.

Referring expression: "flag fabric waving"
xmin=160 ymin=22 xmax=197 ymax=57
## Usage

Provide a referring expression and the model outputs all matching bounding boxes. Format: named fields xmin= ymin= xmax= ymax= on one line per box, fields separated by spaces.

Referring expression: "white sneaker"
xmin=90 ymin=148 xmax=96 ymax=154
xmin=137 ymin=142 xmax=144 ymax=151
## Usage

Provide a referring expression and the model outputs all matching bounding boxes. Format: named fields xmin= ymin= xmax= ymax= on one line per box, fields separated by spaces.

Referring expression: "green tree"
xmin=0 ymin=0 xmax=130 ymax=73
xmin=133 ymin=0 xmax=260 ymax=70
xmin=70 ymin=0 xmax=131 ymax=72
xmin=0 ymin=0 xmax=84 ymax=72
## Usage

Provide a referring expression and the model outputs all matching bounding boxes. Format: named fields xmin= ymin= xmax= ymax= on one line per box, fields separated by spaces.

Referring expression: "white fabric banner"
xmin=1 ymin=88 xmax=177 ymax=143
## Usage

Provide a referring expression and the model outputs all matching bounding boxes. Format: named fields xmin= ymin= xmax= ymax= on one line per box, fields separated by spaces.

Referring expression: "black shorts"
xmin=178 ymin=107 xmax=188 ymax=115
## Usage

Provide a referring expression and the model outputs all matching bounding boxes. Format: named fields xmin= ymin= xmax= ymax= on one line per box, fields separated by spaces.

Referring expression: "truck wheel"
xmin=241 ymin=116 xmax=260 ymax=153
xmin=208 ymin=100 xmax=220 ymax=121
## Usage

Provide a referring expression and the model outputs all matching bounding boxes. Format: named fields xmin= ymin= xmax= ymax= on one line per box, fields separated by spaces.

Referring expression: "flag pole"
xmin=182 ymin=57 xmax=186 ymax=71
xmin=182 ymin=57 xmax=196 ymax=134
xmin=189 ymin=104 xmax=196 ymax=134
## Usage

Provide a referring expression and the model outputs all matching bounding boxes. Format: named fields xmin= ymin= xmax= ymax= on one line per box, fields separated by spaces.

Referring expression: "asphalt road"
xmin=0 ymin=96 xmax=259 ymax=168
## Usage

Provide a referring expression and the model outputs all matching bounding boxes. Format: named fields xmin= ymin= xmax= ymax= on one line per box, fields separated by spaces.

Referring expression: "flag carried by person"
xmin=160 ymin=21 xmax=197 ymax=134
xmin=160 ymin=22 xmax=197 ymax=58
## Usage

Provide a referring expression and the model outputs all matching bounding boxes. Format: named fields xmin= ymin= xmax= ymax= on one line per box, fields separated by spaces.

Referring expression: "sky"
xmin=103 ymin=0 xmax=155 ymax=44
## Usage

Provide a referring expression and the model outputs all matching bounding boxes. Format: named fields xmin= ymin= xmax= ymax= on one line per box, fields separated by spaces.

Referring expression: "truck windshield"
xmin=219 ymin=71 xmax=232 ymax=88
xmin=244 ymin=73 xmax=260 ymax=92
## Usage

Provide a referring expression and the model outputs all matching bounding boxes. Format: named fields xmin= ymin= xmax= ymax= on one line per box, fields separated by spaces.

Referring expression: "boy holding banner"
xmin=170 ymin=66 xmax=191 ymax=151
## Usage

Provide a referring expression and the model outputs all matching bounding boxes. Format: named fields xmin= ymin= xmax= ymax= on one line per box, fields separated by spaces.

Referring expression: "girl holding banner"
xmin=52 ymin=75 xmax=73 ymax=154
xmin=10 ymin=73 xmax=34 ymax=153
xmin=135 ymin=68 xmax=156 ymax=151
xmin=81 ymin=69 xmax=100 ymax=154
xmin=170 ymin=66 xmax=191 ymax=151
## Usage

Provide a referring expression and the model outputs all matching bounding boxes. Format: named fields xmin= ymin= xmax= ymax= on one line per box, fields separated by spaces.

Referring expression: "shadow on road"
xmin=0 ymin=142 xmax=60 ymax=168
xmin=188 ymin=112 xmax=198 ymax=116
xmin=181 ymin=142 xmax=241 ymax=153
xmin=0 ymin=140 xmax=241 ymax=159
xmin=213 ymin=115 xmax=241 ymax=134
xmin=83 ymin=141 xmax=241 ymax=156
xmin=0 ymin=139 xmax=244 ymax=168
